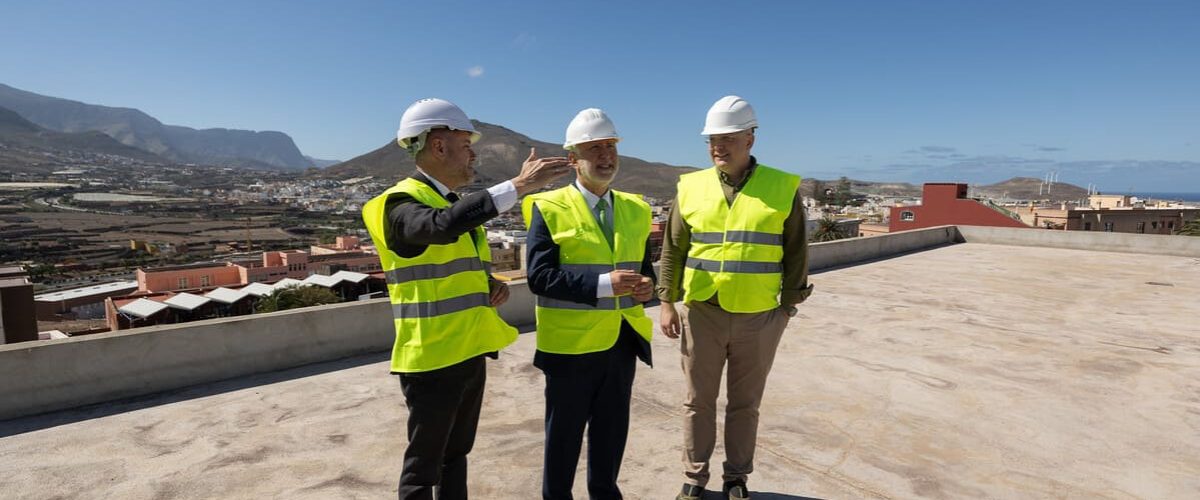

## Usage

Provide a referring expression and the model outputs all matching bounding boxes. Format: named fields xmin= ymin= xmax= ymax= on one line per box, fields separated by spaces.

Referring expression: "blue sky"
xmin=2 ymin=0 xmax=1197 ymax=191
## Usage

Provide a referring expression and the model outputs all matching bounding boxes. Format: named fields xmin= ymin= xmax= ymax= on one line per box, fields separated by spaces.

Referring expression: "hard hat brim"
xmin=701 ymin=123 xmax=758 ymax=136
xmin=563 ymin=136 xmax=620 ymax=150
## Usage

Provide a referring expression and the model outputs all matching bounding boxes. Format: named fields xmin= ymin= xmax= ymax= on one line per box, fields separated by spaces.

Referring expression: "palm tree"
xmin=1176 ymin=215 xmax=1200 ymax=236
xmin=812 ymin=216 xmax=850 ymax=242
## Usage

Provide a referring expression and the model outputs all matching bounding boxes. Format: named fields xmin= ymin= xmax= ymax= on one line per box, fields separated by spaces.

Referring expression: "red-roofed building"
xmin=889 ymin=183 xmax=1030 ymax=232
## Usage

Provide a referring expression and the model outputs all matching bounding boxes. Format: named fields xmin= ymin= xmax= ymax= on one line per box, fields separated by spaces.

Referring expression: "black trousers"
xmin=397 ymin=355 xmax=487 ymax=500
xmin=537 ymin=328 xmax=643 ymax=500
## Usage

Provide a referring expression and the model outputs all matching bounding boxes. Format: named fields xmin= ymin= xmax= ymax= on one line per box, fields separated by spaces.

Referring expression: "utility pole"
xmin=245 ymin=217 xmax=253 ymax=252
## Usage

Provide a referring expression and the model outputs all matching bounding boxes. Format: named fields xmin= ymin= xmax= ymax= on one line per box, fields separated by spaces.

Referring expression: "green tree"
xmin=25 ymin=263 xmax=59 ymax=283
xmin=810 ymin=180 xmax=826 ymax=206
xmin=832 ymin=177 xmax=853 ymax=207
xmin=1176 ymin=215 xmax=1200 ymax=236
xmin=256 ymin=286 xmax=341 ymax=313
xmin=811 ymin=216 xmax=850 ymax=242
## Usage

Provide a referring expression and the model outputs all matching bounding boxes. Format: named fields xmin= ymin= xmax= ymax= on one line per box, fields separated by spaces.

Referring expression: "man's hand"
xmin=632 ymin=276 xmax=653 ymax=302
xmin=488 ymin=280 xmax=510 ymax=307
xmin=512 ymin=148 xmax=571 ymax=196
xmin=608 ymin=269 xmax=644 ymax=296
xmin=660 ymin=302 xmax=683 ymax=339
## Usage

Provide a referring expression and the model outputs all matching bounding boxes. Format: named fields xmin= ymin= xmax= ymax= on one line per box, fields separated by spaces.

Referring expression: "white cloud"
xmin=467 ymin=66 xmax=484 ymax=78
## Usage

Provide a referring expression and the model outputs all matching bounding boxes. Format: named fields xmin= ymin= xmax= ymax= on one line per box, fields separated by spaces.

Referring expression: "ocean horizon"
xmin=1127 ymin=192 xmax=1200 ymax=202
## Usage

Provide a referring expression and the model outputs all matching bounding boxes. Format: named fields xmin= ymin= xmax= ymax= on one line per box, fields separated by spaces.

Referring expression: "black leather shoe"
xmin=677 ymin=483 xmax=704 ymax=500
xmin=722 ymin=480 xmax=750 ymax=499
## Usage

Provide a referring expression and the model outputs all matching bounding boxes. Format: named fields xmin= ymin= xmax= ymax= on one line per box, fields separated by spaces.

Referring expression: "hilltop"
xmin=972 ymin=176 xmax=1088 ymax=201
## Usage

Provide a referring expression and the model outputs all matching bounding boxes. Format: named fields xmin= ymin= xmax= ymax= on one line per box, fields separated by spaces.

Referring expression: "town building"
xmin=137 ymin=238 xmax=381 ymax=293
xmin=0 ymin=266 xmax=37 ymax=344
xmin=106 ymin=270 xmax=379 ymax=331
xmin=858 ymin=223 xmax=891 ymax=237
xmin=1014 ymin=197 xmax=1200 ymax=234
xmin=889 ymin=183 xmax=1030 ymax=232
xmin=34 ymin=280 xmax=138 ymax=321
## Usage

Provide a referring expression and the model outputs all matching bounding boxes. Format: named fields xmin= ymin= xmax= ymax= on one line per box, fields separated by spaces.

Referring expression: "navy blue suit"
xmin=526 ymin=196 xmax=655 ymax=500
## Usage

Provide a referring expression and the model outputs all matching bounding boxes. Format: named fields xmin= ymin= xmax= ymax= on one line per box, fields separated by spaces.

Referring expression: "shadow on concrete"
xmin=0 ymin=351 xmax=391 ymax=438
xmin=698 ymin=490 xmax=826 ymax=500
xmin=753 ymin=494 xmax=828 ymax=500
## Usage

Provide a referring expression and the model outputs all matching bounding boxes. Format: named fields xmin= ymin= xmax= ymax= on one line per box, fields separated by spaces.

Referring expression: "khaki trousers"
xmin=680 ymin=300 xmax=788 ymax=486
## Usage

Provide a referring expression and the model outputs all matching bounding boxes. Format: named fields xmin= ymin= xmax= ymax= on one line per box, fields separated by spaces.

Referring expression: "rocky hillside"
xmin=974 ymin=176 xmax=1088 ymax=201
xmin=0 ymin=105 xmax=167 ymax=171
xmin=0 ymin=83 xmax=310 ymax=169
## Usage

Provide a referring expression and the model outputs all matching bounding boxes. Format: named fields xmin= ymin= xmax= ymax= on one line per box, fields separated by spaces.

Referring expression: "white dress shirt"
xmin=416 ymin=167 xmax=518 ymax=212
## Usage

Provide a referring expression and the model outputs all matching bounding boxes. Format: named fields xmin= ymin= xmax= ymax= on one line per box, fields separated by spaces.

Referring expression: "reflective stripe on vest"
xmin=677 ymin=164 xmax=800 ymax=313
xmin=392 ymin=292 xmax=491 ymax=318
xmin=685 ymin=257 xmax=783 ymax=274
xmin=536 ymin=295 xmax=639 ymax=310
xmin=384 ymin=256 xmax=484 ymax=284
xmin=521 ymin=186 xmax=653 ymax=354
xmin=362 ymin=177 xmax=517 ymax=373
xmin=560 ymin=262 xmax=642 ymax=274
xmin=690 ymin=230 xmax=783 ymax=245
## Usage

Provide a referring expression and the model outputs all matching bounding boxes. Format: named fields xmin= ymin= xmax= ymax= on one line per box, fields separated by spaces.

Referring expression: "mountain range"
xmin=0 ymin=82 xmax=1098 ymax=201
xmin=319 ymin=121 xmax=696 ymax=201
xmin=0 ymin=83 xmax=311 ymax=169
xmin=320 ymin=128 xmax=1097 ymax=202
xmin=0 ymin=105 xmax=169 ymax=170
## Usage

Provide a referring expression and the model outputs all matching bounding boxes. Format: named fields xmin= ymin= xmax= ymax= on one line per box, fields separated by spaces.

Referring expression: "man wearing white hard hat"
xmin=361 ymin=98 xmax=571 ymax=500
xmin=521 ymin=108 xmax=656 ymax=499
xmin=658 ymin=96 xmax=812 ymax=500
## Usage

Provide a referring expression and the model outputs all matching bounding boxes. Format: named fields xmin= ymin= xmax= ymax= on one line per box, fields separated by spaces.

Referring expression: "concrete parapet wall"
xmin=0 ymin=281 xmax=538 ymax=421
xmin=955 ymin=225 xmax=1200 ymax=257
xmin=492 ymin=279 xmax=536 ymax=328
xmin=809 ymin=225 xmax=958 ymax=271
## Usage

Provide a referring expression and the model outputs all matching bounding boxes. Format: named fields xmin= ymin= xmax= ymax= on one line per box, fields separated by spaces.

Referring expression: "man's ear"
xmin=427 ymin=135 xmax=445 ymax=159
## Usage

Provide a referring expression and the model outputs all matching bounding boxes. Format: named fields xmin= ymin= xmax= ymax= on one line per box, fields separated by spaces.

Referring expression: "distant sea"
xmin=1128 ymin=192 xmax=1200 ymax=202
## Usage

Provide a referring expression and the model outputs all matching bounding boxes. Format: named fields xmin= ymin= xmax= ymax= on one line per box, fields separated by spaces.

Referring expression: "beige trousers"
xmin=680 ymin=300 xmax=788 ymax=486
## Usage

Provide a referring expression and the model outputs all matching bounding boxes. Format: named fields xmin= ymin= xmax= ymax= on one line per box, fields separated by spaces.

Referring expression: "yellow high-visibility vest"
xmin=522 ymin=186 xmax=653 ymax=354
xmin=361 ymin=178 xmax=517 ymax=372
xmin=677 ymin=165 xmax=800 ymax=313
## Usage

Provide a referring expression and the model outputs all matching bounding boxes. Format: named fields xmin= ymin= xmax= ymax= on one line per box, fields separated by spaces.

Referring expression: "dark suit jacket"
xmin=525 ymin=188 xmax=656 ymax=368
xmin=383 ymin=172 xmax=502 ymax=359
xmin=383 ymin=172 xmax=499 ymax=258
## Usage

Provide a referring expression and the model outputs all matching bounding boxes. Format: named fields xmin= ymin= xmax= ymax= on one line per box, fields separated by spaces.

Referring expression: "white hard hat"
xmin=396 ymin=98 xmax=481 ymax=155
xmin=701 ymin=95 xmax=757 ymax=135
xmin=563 ymin=108 xmax=620 ymax=150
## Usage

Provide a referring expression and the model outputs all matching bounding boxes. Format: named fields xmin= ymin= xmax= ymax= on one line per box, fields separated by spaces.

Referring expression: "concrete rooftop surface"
xmin=2 ymin=243 xmax=1199 ymax=499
